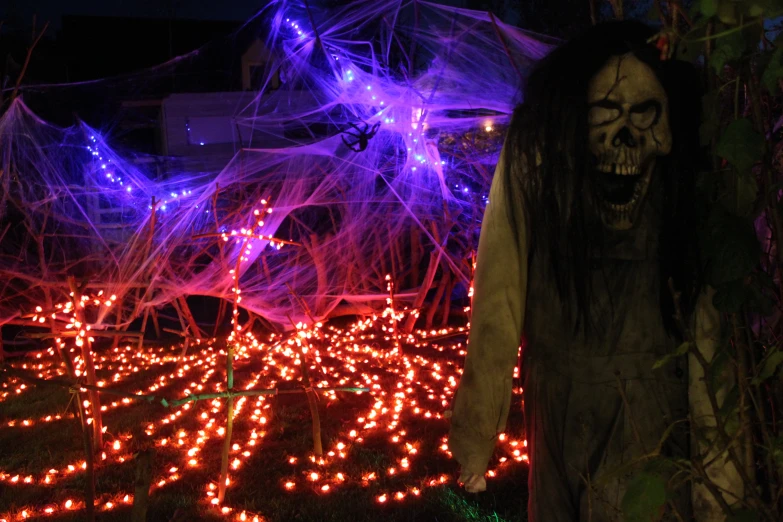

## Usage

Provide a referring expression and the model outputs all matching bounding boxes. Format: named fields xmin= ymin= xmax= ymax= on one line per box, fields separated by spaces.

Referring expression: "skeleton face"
xmin=587 ymin=53 xmax=671 ymax=230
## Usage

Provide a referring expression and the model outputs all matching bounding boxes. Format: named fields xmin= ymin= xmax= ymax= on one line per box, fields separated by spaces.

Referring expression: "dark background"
xmin=0 ymin=0 xmax=657 ymax=153
xmin=1 ymin=0 xmax=657 ymax=83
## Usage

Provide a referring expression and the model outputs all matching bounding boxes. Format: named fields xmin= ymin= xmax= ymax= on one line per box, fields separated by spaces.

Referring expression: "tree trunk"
xmin=690 ymin=288 xmax=745 ymax=521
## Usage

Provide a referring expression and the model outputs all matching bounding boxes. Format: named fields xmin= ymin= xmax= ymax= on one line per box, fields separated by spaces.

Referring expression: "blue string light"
xmin=275 ymin=5 xmax=496 ymax=201
xmin=87 ymin=133 xmax=201 ymax=213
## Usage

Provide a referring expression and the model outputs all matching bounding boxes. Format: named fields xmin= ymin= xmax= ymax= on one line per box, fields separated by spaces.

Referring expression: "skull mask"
xmin=587 ymin=53 xmax=672 ymax=230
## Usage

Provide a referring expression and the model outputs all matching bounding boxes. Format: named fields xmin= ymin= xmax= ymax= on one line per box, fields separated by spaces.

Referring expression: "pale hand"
xmin=459 ymin=471 xmax=486 ymax=493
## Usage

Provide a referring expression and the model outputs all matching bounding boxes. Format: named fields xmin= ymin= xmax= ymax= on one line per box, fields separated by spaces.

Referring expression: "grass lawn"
xmin=0 ymin=319 xmax=528 ymax=522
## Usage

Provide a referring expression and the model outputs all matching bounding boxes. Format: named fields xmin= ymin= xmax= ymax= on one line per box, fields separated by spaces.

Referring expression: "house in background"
xmin=12 ymin=15 xmax=286 ymax=232
xmin=159 ymin=36 xmax=286 ymax=170
xmin=25 ymin=15 xmax=281 ymax=165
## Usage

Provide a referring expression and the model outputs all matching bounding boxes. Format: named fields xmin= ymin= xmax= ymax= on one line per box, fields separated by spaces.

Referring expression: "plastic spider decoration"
xmin=341 ymin=120 xmax=381 ymax=152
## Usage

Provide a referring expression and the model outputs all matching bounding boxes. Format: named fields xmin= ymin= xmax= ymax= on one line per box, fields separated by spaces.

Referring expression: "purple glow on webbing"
xmin=0 ymin=0 xmax=554 ymax=327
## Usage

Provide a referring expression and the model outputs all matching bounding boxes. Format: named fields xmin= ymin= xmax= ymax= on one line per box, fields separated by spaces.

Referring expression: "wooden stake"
xmin=150 ymin=308 xmax=161 ymax=339
xmin=387 ymin=229 xmax=398 ymax=288
xmin=440 ymin=274 xmax=456 ymax=327
xmin=467 ymin=250 xmax=476 ymax=322
xmin=286 ymin=313 xmax=323 ymax=456
xmin=374 ymin=233 xmax=387 ymax=278
xmin=214 ymin=299 xmax=227 ymax=338
xmin=261 ymin=256 xmax=273 ymax=283
xmin=217 ymin=395 xmax=235 ymax=503
xmin=170 ymin=298 xmax=190 ymax=336
xmin=218 ymin=232 xmax=246 ymax=503
xmin=180 ymin=338 xmax=190 ymax=360
xmin=68 ymin=276 xmax=103 ymax=451
xmin=9 ymin=18 xmax=49 ymax=103
xmin=77 ymin=398 xmax=96 ymax=522
xmin=304 ymin=387 xmax=323 ymax=456
xmin=176 ymin=295 xmax=203 ymax=339
xmin=131 ymin=449 xmax=154 ymax=522
xmin=425 ymin=274 xmax=449 ymax=329
xmin=403 ymin=250 xmax=442 ymax=333
xmin=111 ymin=297 xmax=123 ymax=350
xmin=308 ymin=233 xmax=327 ymax=314
xmin=387 ymin=274 xmax=401 ymax=360
xmin=140 ymin=307 xmax=150 ymax=336
xmin=57 ymin=347 xmax=95 ymax=522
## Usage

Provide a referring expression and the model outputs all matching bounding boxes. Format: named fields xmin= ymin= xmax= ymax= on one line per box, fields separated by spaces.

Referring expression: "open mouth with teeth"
xmin=593 ymin=163 xmax=648 ymax=209
xmin=590 ymin=161 xmax=653 ymax=229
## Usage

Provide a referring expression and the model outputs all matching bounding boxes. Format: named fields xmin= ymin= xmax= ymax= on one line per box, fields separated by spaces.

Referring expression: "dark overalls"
xmin=522 ymin=203 xmax=691 ymax=521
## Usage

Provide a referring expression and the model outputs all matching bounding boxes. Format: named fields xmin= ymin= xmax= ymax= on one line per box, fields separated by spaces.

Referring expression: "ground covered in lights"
xmin=0 ymin=316 xmax=528 ymax=522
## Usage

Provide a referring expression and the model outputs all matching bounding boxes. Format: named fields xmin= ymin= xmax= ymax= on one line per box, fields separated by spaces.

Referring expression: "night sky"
xmin=2 ymin=0 xmax=271 ymax=29
xmin=0 ymin=0 xmax=630 ymax=45
xmin=4 ymin=1 xmax=518 ymax=30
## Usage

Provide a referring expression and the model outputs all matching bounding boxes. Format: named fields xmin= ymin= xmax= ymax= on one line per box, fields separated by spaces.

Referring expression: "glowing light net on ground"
xmin=0 ymin=313 xmax=528 ymax=521
xmin=0 ymin=0 xmax=554 ymax=330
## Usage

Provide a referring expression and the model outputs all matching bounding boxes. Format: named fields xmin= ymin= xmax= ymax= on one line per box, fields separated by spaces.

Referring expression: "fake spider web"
xmin=0 ymin=0 xmax=555 ymax=331
xmin=0 ymin=1 xmax=559 ymax=520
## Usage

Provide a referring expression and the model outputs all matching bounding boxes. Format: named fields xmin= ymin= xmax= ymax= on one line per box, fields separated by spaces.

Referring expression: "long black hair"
xmin=502 ymin=20 xmax=704 ymax=337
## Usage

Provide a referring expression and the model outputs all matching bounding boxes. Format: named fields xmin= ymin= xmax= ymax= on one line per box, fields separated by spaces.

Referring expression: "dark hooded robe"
xmin=448 ymin=20 xmax=748 ymax=521
xmin=448 ymin=150 xmax=693 ymax=521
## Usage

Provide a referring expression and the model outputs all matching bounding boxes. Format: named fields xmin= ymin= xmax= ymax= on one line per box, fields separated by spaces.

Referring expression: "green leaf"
xmin=761 ymin=46 xmax=783 ymax=94
xmin=725 ymin=408 xmax=741 ymax=436
xmin=718 ymin=1 xmax=739 ymax=24
xmin=714 ymin=167 xmax=759 ymax=218
xmin=751 ymin=349 xmax=783 ymax=385
xmin=735 ymin=171 xmax=759 ymax=217
xmin=716 ymin=119 xmax=764 ymax=174
xmin=707 ymin=350 xmax=730 ymax=394
xmin=748 ymin=284 xmax=775 ymax=316
xmin=717 ymin=385 xmax=739 ymax=419
xmin=695 ymin=424 xmax=719 ymax=446
xmin=653 ymin=342 xmax=691 ymax=370
xmin=700 ymin=121 xmax=716 ymax=146
xmin=753 ymin=270 xmax=777 ymax=292
xmin=770 ymin=436 xmax=783 ymax=469
xmin=643 ymin=456 xmax=678 ymax=476
xmin=678 ymin=16 xmax=710 ymax=65
xmin=700 ymin=91 xmax=721 ymax=145
xmin=678 ymin=39 xmax=704 ymax=65
xmin=675 ymin=342 xmax=691 ymax=356
xmin=647 ymin=2 xmax=663 ymax=21
xmin=621 ymin=472 xmax=667 ymax=522
xmin=701 ymin=0 xmax=719 ymax=17
xmin=709 ymin=31 xmax=746 ymax=72
xmin=746 ymin=0 xmax=783 ymax=17
xmin=652 ymin=355 xmax=673 ymax=370
xmin=701 ymin=209 xmax=759 ymax=285
xmin=713 ymin=279 xmax=752 ymax=312
xmin=746 ymin=272 xmax=777 ymax=316
xmin=725 ymin=508 xmax=760 ymax=522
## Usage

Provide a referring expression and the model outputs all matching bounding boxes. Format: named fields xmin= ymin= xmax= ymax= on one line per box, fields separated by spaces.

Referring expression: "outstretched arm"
xmin=448 ymin=144 xmax=529 ymax=490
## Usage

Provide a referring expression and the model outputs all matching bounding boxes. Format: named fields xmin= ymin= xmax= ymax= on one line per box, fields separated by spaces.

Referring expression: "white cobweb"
xmin=0 ymin=0 xmax=556 ymax=333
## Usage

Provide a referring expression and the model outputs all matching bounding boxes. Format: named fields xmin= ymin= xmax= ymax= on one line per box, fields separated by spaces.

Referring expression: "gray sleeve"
xmin=448 ymin=146 xmax=528 ymax=476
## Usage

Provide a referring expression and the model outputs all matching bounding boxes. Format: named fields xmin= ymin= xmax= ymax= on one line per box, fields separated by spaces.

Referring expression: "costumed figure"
xmin=449 ymin=21 xmax=744 ymax=521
